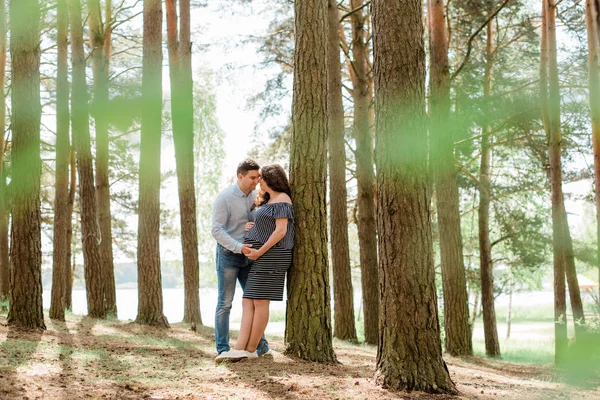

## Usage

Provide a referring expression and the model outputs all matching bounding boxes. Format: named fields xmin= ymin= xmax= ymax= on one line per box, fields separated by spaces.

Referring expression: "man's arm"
xmin=211 ymin=195 xmax=244 ymax=253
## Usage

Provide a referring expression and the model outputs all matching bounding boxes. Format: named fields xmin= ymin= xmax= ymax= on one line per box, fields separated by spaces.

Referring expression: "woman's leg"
xmin=234 ymin=298 xmax=255 ymax=350
xmin=245 ymin=299 xmax=270 ymax=352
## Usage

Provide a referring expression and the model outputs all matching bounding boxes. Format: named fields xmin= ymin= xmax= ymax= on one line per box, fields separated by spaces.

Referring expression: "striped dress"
xmin=243 ymin=202 xmax=295 ymax=301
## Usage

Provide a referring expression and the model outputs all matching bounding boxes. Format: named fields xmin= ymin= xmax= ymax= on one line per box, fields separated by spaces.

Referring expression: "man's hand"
xmin=241 ymin=244 xmax=252 ymax=255
xmin=246 ymin=248 xmax=262 ymax=261
xmin=245 ymin=222 xmax=255 ymax=232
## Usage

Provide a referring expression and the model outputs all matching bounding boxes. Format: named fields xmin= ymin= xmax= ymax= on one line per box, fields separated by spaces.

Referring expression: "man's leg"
xmin=238 ymin=265 xmax=269 ymax=355
xmin=215 ymin=252 xmax=239 ymax=355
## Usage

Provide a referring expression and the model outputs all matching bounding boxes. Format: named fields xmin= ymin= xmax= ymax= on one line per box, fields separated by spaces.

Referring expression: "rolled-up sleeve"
xmin=211 ymin=195 xmax=243 ymax=253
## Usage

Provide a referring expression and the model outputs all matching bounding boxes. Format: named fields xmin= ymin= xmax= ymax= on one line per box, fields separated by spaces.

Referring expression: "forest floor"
xmin=0 ymin=313 xmax=598 ymax=400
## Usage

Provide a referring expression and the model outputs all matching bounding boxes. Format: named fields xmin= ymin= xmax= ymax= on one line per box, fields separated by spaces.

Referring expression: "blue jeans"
xmin=215 ymin=244 xmax=269 ymax=355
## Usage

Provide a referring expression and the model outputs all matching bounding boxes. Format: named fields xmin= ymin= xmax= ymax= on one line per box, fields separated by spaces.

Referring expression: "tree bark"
xmin=0 ymin=0 xmax=8 ymax=303
xmin=136 ymin=0 xmax=169 ymax=328
xmin=327 ymin=0 xmax=357 ymax=342
xmin=372 ymin=0 xmax=455 ymax=392
xmin=544 ymin=0 xmax=586 ymax=342
xmin=428 ymin=0 xmax=473 ymax=357
xmin=541 ymin=0 xmax=567 ymax=365
xmin=285 ymin=0 xmax=336 ymax=362
xmin=50 ymin=0 xmax=70 ymax=321
xmin=69 ymin=0 xmax=106 ymax=319
xmin=166 ymin=0 xmax=201 ymax=325
xmin=7 ymin=0 xmax=45 ymax=330
xmin=479 ymin=17 xmax=501 ymax=358
xmin=89 ymin=0 xmax=117 ymax=317
xmin=586 ymin=0 xmax=600 ymax=325
xmin=349 ymin=0 xmax=379 ymax=345
xmin=65 ymin=147 xmax=76 ymax=311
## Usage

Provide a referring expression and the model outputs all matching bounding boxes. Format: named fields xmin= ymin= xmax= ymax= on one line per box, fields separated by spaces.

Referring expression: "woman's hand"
xmin=246 ymin=248 xmax=262 ymax=261
xmin=245 ymin=222 xmax=255 ymax=232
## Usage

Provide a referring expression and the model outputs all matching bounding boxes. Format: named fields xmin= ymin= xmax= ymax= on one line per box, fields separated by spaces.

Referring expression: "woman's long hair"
xmin=255 ymin=164 xmax=291 ymax=207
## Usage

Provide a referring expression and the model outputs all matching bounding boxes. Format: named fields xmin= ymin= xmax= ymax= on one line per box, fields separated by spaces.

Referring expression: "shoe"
xmin=260 ymin=349 xmax=278 ymax=358
xmin=215 ymin=348 xmax=248 ymax=362
xmin=246 ymin=350 xmax=258 ymax=359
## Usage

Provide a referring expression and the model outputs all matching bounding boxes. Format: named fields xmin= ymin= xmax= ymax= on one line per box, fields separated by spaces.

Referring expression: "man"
xmin=211 ymin=159 xmax=269 ymax=359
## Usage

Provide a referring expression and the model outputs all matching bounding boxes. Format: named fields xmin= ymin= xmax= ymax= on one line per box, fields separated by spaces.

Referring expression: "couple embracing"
xmin=211 ymin=160 xmax=294 ymax=362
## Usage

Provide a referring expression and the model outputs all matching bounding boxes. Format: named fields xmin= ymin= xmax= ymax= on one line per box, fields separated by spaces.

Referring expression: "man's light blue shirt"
xmin=211 ymin=183 xmax=256 ymax=254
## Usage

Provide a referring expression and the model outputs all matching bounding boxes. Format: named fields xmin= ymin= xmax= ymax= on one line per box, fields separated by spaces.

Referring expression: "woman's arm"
xmin=246 ymin=218 xmax=288 ymax=260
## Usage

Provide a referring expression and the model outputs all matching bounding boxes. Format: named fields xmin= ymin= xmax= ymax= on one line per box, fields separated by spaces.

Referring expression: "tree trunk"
xmin=587 ymin=0 xmax=600 ymax=327
xmin=65 ymin=147 xmax=76 ymax=311
xmin=166 ymin=0 xmax=201 ymax=325
xmin=69 ymin=0 xmax=105 ymax=319
xmin=89 ymin=0 xmax=117 ymax=317
xmin=136 ymin=0 xmax=169 ymax=328
xmin=285 ymin=0 xmax=336 ymax=362
xmin=50 ymin=0 xmax=70 ymax=321
xmin=349 ymin=0 xmax=379 ymax=345
xmin=428 ymin=0 xmax=472 ymax=357
xmin=7 ymin=0 xmax=45 ymax=330
xmin=541 ymin=0 xmax=567 ymax=365
xmin=545 ymin=0 xmax=586 ymax=341
xmin=478 ymin=17 xmax=501 ymax=359
xmin=506 ymin=267 xmax=514 ymax=339
xmin=372 ymin=0 xmax=455 ymax=392
xmin=471 ymin=290 xmax=480 ymax=327
xmin=0 ymin=0 xmax=8 ymax=303
xmin=327 ymin=0 xmax=357 ymax=342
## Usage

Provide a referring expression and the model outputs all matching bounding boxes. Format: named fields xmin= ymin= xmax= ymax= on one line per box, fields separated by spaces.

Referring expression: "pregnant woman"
xmin=216 ymin=164 xmax=295 ymax=361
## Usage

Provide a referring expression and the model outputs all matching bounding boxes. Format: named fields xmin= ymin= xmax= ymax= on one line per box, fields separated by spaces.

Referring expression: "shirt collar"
xmin=234 ymin=183 xmax=247 ymax=197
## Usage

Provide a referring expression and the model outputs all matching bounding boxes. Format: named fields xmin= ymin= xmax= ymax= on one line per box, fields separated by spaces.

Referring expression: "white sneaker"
xmin=215 ymin=348 xmax=248 ymax=362
xmin=260 ymin=349 xmax=278 ymax=358
xmin=246 ymin=350 xmax=258 ymax=358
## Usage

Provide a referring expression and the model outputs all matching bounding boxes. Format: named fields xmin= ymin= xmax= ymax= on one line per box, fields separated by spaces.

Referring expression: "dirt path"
xmin=0 ymin=314 xmax=597 ymax=399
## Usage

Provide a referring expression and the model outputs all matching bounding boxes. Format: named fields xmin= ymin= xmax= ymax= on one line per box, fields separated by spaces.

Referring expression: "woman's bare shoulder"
xmin=272 ymin=193 xmax=292 ymax=204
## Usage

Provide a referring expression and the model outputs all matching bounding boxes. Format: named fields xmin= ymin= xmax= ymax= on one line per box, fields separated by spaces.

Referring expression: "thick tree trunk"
xmin=69 ymin=0 xmax=105 ymax=319
xmin=285 ymin=0 xmax=336 ymax=362
xmin=544 ymin=0 xmax=586 ymax=341
xmin=478 ymin=18 xmax=501 ymax=359
xmin=89 ymin=0 xmax=117 ymax=316
xmin=586 ymin=0 xmax=600 ymax=322
xmin=541 ymin=0 xmax=567 ymax=365
xmin=65 ymin=147 xmax=76 ymax=311
xmin=349 ymin=0 xmax=379 ymax=345
xmin=372 ymin=0 xmax=455 ymax=392
xmin=428 ymin=0 xmax=472 ymax=357
xmin=136 ymin=0 xmax=169 ymax=327
xmin=327 ymin=0 xmax=357 ymax=342
xmin=0 ymin=0 xmax=8 ymax=303
xmin=7 ymin=0 xmax=45 ymax=330
xmin=166 ymin=0 xmax=201 ymax=325
xmin=50 ymin=0 xmax=70 ymax=321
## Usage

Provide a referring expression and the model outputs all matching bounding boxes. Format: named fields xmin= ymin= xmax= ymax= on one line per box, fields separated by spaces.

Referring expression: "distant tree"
xmin=166 ymin=0 xmax=201 ymax=325
xmin=89 ymin=0 xmax=118 ymax=316
xmin=372 ymin=0 xmax=455 ymax=392
xmin=328 ymin=0 xmax=357 ymax=342
xmin=286 ymin=0 xmax=336 ymax=362
xmin=69 ymin=0 xmax=106 ymax=319
xmin=0 ymin=0 xmax=8 ymax=303
xmin=50 ymin=0 xmax=70 ymax=321
xmin=7 ymin=0 xmax=45 ymax=329
xmin=135 ymin=0 xmax=169 ymax=327
xmin=479 ymin=13 xmax=501 ymax=359
xmin=427 ymin=0 xmax=472 ymax=356
xmin=347 ymin=0 xmax=379 ymax=345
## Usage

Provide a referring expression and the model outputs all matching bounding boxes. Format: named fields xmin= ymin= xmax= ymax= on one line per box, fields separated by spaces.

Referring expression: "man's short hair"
xmin=237 ymin=159 xmax=260 ymax=176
